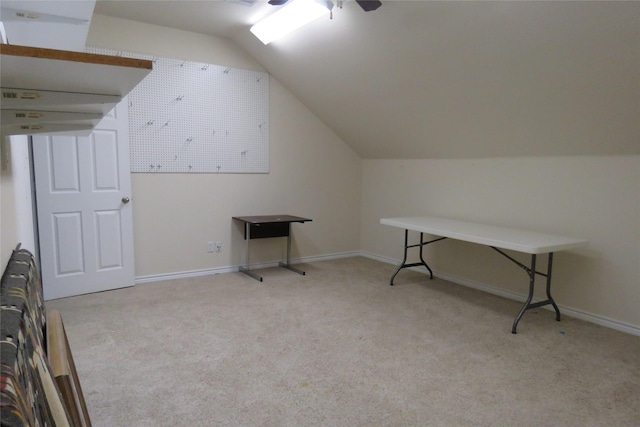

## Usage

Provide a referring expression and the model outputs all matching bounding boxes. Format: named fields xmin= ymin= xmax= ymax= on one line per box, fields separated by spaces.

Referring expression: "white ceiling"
xmin=93 ymin=0 xmax=640 ymax=159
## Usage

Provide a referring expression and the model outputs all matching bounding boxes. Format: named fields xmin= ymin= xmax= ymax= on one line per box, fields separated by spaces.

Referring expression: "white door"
xmin=33 ymin=101 xmax=134 ymax=300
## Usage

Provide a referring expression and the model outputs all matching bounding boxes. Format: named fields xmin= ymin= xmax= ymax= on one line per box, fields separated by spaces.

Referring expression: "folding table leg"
xmin=511 ymin=253 xmax=560 ymax=333
xmin=389 ymin=230 xmax=435 ymax=285
xmin=512 ymin=254 xmax=537 ymax=334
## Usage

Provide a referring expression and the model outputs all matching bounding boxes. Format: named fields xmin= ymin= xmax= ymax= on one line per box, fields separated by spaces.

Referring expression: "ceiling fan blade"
xmin=268 ymin=0 xmax=290 ymax=5
xmin=355 ymin=0 xmax=382 ymax=12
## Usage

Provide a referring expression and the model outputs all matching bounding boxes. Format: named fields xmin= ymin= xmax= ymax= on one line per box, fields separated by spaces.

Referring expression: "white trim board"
xmin=134 ymin=251 xmax=639 ymax=337
xmin=362 ymin=252 xmax=640 ymax=337
xmin=134 ymin=251 xmax=360 ymax=284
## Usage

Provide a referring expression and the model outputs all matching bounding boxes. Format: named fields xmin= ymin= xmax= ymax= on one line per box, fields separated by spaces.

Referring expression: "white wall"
xmin=87 ymin=15 xmax=362 ymax=278
xmin=0 ymin=135 xmax=35 ymax=267
xmin=8 ymin=136 xmax=36 ymax=255
xmin=361 ymin=156 xmax=640 ymax=331
xmin=3 ymin=13 xmax=635 ymax=335
xmin=1 ymin=136 xmax=18 ymax=267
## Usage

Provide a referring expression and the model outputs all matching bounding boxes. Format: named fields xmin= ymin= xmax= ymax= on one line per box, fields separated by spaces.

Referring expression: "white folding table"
xmin=380 ymin=216 xmax=588 ymax=333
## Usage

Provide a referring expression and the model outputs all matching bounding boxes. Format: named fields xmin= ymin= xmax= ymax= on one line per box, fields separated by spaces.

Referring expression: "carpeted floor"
xmin=47 ymin=257 xmax=640 ymax=426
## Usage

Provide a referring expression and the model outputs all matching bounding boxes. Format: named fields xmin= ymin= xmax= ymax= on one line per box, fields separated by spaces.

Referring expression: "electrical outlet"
xmin=207 ymin=241 xmax=215 ymax=253
xmin=215 ymin=241 xmax=223 ymax=252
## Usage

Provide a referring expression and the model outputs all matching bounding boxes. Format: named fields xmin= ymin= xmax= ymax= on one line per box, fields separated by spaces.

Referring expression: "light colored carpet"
xmin=47 ymin=257 xmax=640 ymax=427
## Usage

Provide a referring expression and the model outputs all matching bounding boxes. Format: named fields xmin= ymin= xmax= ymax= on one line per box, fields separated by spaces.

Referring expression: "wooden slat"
xmin=46 ymin=309 xmax=92 ymax=427
xmin=47 ymin=310 xmax=70 ymax=376
xmin=0 ymin=44 xmax=152 ymax=70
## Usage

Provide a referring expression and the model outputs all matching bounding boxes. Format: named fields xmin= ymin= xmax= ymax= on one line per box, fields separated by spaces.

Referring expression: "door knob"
xmin=122 ymin=197 xmax=130 ymax=204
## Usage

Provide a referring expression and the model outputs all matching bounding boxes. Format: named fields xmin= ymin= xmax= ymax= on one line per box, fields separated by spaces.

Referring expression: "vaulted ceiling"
xmin=94 ymin=0 xmax=639 ymax=159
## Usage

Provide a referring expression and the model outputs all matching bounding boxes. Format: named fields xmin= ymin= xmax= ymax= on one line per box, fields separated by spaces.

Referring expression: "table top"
xmin=380 ymin=216 xmax=588 ymax=254
xmin=233 ymin=215 xmax=312 ymax=224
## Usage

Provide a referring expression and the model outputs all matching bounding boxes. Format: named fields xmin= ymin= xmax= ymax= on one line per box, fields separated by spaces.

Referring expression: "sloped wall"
xmin=88 ymin=15 xmax=362 ymax=278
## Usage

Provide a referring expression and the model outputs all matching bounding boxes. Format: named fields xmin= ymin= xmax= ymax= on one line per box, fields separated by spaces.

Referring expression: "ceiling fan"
xmin=268 ymin=0 xmax=382 ymax=12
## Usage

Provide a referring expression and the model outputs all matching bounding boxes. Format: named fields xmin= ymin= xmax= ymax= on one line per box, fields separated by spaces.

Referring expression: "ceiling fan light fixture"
xmin=250 ymin=0 xmax=333 ymax=45
xmin=355 ymin=0 xmax=381 ymax=12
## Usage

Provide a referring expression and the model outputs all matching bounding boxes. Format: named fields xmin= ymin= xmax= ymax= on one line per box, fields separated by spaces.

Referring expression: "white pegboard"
xmin=87 ymin=47 xmax=269 ymax=173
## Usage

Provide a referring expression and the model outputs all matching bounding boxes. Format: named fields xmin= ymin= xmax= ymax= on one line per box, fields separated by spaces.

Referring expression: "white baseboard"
xmin=134 ymin=251 xmax=360 ymax=284
xmin=361 ymin=252 xmax=640 ymax=337
xmin=135 ymin=266 xmax=237 ymax=284
xmin=135 ymin=251 xmax=638 ymax=336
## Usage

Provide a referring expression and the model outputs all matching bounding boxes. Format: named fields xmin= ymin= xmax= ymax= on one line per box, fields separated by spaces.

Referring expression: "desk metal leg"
xmin=239 ymin=222 xmax=263 ymax=282
xmin=389 ymin=231 xmax=442 ymax=285
xmin=279 ymin=223 xmax=306 ymax=276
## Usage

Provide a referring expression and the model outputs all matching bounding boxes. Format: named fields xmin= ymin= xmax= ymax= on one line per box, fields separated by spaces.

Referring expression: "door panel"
xmin=92 ymin=130 xmax=119 ymax=190
xmin=50 ymin=137 xmax=80 ymax=192
xmin=33 ymin=100 xmax=134 ymax=300
xmin=95 ymin=209 xmax=123 ymax=270
xmin=53 ymin=212 xmax=84 ymax=275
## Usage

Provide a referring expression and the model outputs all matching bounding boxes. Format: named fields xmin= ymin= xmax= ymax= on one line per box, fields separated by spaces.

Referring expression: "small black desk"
xmin=233 ymin=215 xmax=312 ymax=282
